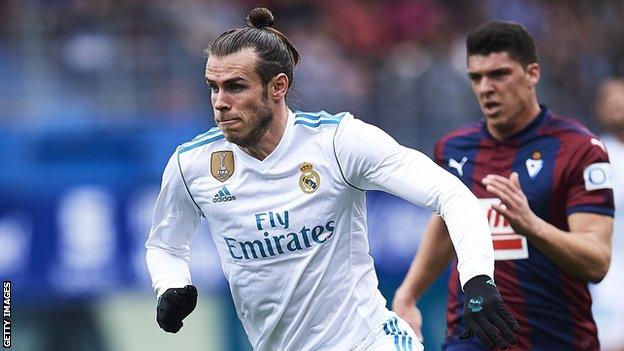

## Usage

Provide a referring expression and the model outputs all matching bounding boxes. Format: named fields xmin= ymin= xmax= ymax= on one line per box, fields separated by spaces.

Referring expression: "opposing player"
xmin=393 ymin=21 xmax=614 ymax=350
xmin=146 ymin=8 xmax=518 ymax=351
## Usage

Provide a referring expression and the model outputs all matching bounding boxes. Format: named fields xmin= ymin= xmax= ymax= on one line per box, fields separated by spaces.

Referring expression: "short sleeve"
xmin=566 ymin=137 xmax=615 ymax=217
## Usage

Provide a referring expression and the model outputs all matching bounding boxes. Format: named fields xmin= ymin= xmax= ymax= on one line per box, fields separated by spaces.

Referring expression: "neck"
xmin=488 ymin=101 xmax=541 ymax=140
xmin=614 ymin=130 xmax=624 ymax=144
xmin=241 ymin=102 xmax=289 ymax=160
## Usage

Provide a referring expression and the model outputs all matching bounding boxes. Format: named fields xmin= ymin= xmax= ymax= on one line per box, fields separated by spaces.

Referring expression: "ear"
xmin=526 ymin=63 xmax=540 ymax=88
xmin=269 ymin=73 xmax=289 ymax=100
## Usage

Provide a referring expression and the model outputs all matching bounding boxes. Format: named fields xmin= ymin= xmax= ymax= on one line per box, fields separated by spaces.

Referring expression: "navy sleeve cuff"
xmin=566 ymin=204 xmax=614 ymax=217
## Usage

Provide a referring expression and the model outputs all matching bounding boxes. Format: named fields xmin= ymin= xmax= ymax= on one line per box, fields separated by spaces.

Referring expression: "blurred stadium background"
xmin=1 ymin=1 xmax=623 ymax=350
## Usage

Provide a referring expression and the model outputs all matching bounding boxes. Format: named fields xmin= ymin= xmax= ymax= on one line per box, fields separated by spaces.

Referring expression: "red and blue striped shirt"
xmin=437 ymin=106 xmax=614 ymax=351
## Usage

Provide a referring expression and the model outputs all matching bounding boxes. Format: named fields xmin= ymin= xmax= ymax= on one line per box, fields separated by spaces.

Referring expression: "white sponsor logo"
xmin=479 ymin=198 xmax=529 ymax=260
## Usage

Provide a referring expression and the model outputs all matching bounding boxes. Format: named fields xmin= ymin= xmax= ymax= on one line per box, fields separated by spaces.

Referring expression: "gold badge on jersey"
xmin=299 ymin=162 xmax=320 ymax=194
xmin=211 ymin=150 xmax=234 ymax=182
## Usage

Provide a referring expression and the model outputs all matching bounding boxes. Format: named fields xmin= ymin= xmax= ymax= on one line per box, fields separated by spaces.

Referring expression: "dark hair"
xmin=466 ymin=21 xmax=538 ymax=67
xmin=205 ymin=7 xmax=300 ymax=89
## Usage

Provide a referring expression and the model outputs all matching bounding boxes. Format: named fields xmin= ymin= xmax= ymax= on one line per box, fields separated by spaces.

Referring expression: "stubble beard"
xmin=220 ymin=100 xmax=273 ymax=148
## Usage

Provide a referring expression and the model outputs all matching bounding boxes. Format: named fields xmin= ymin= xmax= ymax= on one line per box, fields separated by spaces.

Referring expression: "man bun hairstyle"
xmin=466 ymin=21 xmax=539 ymax=67
xmin=246 ymin=7 xmax=274 ymax=29
xmin=206 ymin=7 xmax=300 ymax=89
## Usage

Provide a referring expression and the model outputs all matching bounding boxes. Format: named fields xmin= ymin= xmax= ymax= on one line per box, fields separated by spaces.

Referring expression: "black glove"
xmin=460 ymin=275 xmax=519 ymax=349
xmin=156 ymin=285 xmax=198 ymax=333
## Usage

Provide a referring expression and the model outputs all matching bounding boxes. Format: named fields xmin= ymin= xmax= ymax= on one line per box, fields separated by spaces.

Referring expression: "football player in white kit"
xmin=146 ymin=7 xmax=519 ymax=351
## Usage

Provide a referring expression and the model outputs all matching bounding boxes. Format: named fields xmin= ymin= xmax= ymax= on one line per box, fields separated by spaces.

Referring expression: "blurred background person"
xmin=591 ymin=78 xmax=624 ymax=351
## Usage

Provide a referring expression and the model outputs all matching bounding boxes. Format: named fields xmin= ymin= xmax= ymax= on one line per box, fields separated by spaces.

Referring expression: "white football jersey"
xmin=146 ymin=110 xmax=494 ymax=351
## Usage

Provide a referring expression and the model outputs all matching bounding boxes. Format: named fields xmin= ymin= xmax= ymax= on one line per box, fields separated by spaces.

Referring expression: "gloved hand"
xmin=156 ymin=285 xmax=198 ymax=333
xmin=460 ymin=275 xmax=519 ymax=349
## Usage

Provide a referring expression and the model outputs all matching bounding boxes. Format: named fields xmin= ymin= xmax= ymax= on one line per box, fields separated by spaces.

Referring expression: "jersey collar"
xmin=232 ymin=109 xmax=296 ymax=171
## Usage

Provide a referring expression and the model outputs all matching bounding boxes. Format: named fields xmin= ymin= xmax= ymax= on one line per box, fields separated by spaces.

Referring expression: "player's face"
xmin=205 ymin=48 xmax=273 ymax=147
xmin=468 ymin=52 xmax=540 ymax=132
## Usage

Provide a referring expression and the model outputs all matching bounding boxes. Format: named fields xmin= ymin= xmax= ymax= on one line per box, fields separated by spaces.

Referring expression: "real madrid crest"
xmin=211 ymin=150 xmax=234 ymax=182
xmin=299 ymin=162 xmax=320 ymax=194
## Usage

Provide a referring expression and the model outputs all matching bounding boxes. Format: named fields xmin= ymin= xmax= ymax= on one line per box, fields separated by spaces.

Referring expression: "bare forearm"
xmin=482 ymin=174 xmax=613 ymax=283
xmin=399 ymin=216 xmax=455 ymax=299
xmin=527 ymin=215 xmax=612 ymax=283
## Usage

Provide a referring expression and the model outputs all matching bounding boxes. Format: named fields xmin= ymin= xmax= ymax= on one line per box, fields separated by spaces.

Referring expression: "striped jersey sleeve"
xmin=564 ymin=136 xmax=615 ymax=216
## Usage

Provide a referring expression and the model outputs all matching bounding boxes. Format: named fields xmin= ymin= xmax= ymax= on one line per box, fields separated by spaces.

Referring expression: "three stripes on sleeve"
xmin=382 ymin=316 xmax=414 ymax=351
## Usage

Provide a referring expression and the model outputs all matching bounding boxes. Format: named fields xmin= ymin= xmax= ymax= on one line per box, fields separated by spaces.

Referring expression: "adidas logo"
xmin=213 ymin=186 xmax=237 ymax=203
